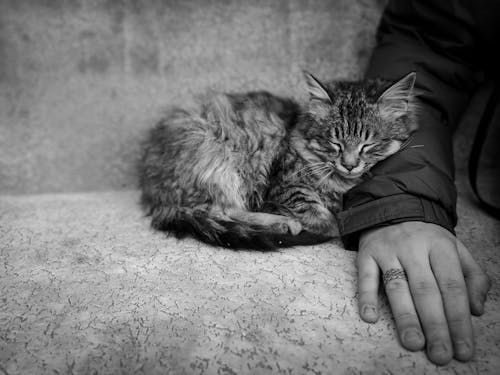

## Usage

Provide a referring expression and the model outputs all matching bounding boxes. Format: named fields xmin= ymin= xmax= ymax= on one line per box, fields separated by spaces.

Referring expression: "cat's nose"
xmin=341 ymin=154 xmax=358 ymax=172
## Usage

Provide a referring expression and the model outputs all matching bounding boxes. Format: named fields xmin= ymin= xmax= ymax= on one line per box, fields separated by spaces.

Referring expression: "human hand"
xmin=357 ymin=221 xmax=491 ymax=365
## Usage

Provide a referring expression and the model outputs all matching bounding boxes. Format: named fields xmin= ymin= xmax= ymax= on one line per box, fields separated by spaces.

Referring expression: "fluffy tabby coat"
xmin=138 ymin=72 xmax=418 ymax=249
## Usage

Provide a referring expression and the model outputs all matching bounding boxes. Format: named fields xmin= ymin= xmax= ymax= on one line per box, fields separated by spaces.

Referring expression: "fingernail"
xmin=430 ymin=342 xmax=449 ymax=357
xmin=362 ymin=305 xmax=377 ymax=320
xmin=403 ymin=329 xmax=423 ymax=345
xmin=455 ymin=340 xmax=471 ymax=358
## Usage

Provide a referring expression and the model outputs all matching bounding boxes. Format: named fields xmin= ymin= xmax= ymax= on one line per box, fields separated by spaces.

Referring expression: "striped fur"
xmin=138 ymin=72 xmax=418 ymax=249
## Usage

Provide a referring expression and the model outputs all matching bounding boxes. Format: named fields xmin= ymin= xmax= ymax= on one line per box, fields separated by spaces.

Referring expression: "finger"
xmin=405 ymin=257 xmax=453 ymax=365
xmin=456 ymin=239 xmax=491 ymax=316
xmin=357 ymin=254 xmax=380 ymax=323
xmin=381 ymin=262 xmax=425 ymax=351
xmin=430 ymin=244 xmax=474 ymax=362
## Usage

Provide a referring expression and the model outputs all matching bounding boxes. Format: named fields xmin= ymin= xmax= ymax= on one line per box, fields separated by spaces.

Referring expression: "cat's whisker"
xmin=285 ymin=162 xmax=326 ymax=180
xmin=315 ymin=169 xmax=334 ymax=188
xmin=308 ymin=165 xmax=331 ymax=176
xmin=291 ymin=166 xmax=330 ymax=182
xmin=305 ymin=163 xmax=329 ymax=173
xmin=307 ymin=163 xmax=332 ymax=176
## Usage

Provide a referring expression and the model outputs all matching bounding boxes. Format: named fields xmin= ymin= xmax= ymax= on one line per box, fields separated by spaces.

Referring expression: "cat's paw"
xmin=287 ymin=219 xmax=303 ymax=235
xmin=269 ymin=219 xmax=302 ymax=235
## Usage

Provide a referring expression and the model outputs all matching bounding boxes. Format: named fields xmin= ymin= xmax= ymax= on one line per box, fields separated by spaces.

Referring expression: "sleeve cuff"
xmin=338 ymin=194 xmax=457 ymax=250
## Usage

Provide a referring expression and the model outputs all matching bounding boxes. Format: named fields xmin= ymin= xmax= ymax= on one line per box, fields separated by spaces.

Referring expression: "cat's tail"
xmin=148 ymin=206 xmax=287 ymax=250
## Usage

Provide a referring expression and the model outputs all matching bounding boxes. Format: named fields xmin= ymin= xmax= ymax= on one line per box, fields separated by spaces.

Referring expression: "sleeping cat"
xmin=138 ymin=72 xmax=418 ymax=249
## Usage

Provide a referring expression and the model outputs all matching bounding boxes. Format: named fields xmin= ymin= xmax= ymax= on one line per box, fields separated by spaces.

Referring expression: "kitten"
xmin=138 ymin=72 xmax=418 ymax=249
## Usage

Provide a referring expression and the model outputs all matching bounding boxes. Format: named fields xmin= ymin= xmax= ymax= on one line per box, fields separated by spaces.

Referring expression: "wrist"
xmin=359 ymin=221 xmax=455 ymax=248
xmin=339 ymin=195 xmax=456 ymax=250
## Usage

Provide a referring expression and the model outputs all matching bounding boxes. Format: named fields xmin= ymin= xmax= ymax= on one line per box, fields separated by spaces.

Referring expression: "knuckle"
xmin=361 ymin=243 xmax=385 ymax=257
xmin=358 ymin=286 xmax=376 ymax=296
xmin=424 ymin=321 xmax=448 ymax=337
xmin=394 ymin=311 xmax=419 ymax=324
xmin=385 ymin=278 xmax=407 ymax=292
xmin=431 ymin=235 xmax=453 ymax=249
xmin=358 ymin=271 xmax=377 ymax=283
xmin=446 ymin=316 xmax=469 ymax=330
xmin=440 ymin=278 xmax=467 ymax=295
xmin=412 ymin=280 xmax=438 ymax=296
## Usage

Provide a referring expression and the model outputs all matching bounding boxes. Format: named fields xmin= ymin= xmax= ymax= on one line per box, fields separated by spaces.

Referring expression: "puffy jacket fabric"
xmin=338 ymin=0 xmax=499 ymax=249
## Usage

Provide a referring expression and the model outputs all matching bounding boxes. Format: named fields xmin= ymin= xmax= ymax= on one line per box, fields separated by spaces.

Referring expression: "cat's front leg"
xmin=269 ymin=186 xmax=339 ymax=238
xmin=296 ymin=202 xmax=339 ymax=238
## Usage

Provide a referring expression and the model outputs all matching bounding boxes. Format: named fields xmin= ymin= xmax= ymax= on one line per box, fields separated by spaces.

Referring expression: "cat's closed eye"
xmin=330 ymin=142 xmax=342 ymax=153
xmin=360 ymin=143 xmax=375 ymax=153
xmin=309 ymin=139 xmax=326 ymax=151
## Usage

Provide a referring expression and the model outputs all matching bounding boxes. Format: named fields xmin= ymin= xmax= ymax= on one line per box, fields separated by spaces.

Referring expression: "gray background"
xmin=0 ymin=0 xmax=382 ymax=194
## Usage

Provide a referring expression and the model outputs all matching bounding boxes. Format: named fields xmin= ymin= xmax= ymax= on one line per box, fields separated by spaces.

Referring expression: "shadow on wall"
xmin=0 ymin=0 xmax=385 ymax=194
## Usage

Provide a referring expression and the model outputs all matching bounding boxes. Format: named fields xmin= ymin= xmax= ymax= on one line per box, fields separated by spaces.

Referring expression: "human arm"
xmin=337 ymin=0 xmax=491 ymax=365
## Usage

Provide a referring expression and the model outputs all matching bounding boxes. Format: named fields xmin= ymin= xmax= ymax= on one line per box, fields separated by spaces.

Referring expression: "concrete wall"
xmin=0 ymin=0 xmax=384 ymax=194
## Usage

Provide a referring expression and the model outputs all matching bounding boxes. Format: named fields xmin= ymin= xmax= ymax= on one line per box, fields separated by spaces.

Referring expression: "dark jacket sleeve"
xmin=338 ymin=0 xmax=482 ymax=249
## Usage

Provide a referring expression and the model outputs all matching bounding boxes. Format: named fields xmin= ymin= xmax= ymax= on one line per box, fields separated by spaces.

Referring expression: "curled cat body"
xmin=138 ymin=72 xmax=418 ymax=249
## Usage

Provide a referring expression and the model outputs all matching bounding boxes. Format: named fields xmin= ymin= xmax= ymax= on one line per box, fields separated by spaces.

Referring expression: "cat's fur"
xmin=138 ymin=72 xmax=418 ymax=249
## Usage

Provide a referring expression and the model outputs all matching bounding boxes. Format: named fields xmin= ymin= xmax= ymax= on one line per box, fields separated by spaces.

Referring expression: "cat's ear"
xmin=303 ymin=71 xmax=332 ymax=102
xmin=377 ymin=72 xmax=416 ymax=119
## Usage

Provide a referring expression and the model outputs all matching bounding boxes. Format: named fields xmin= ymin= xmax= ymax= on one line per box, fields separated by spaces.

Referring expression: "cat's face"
xmin=300 ymin=72 xmax=418 ymax=179
xmin=324 ymin=132 xmax=403 ymax=179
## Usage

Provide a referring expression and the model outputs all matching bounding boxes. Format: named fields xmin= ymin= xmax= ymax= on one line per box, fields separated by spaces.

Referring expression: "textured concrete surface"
xmin=0 ymin=0 xmax=382 ymax=194
xmin=1 ymin=1 xmax=499 ymax=374
xmin=1 ymin=172 xmax=499 ymax=375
